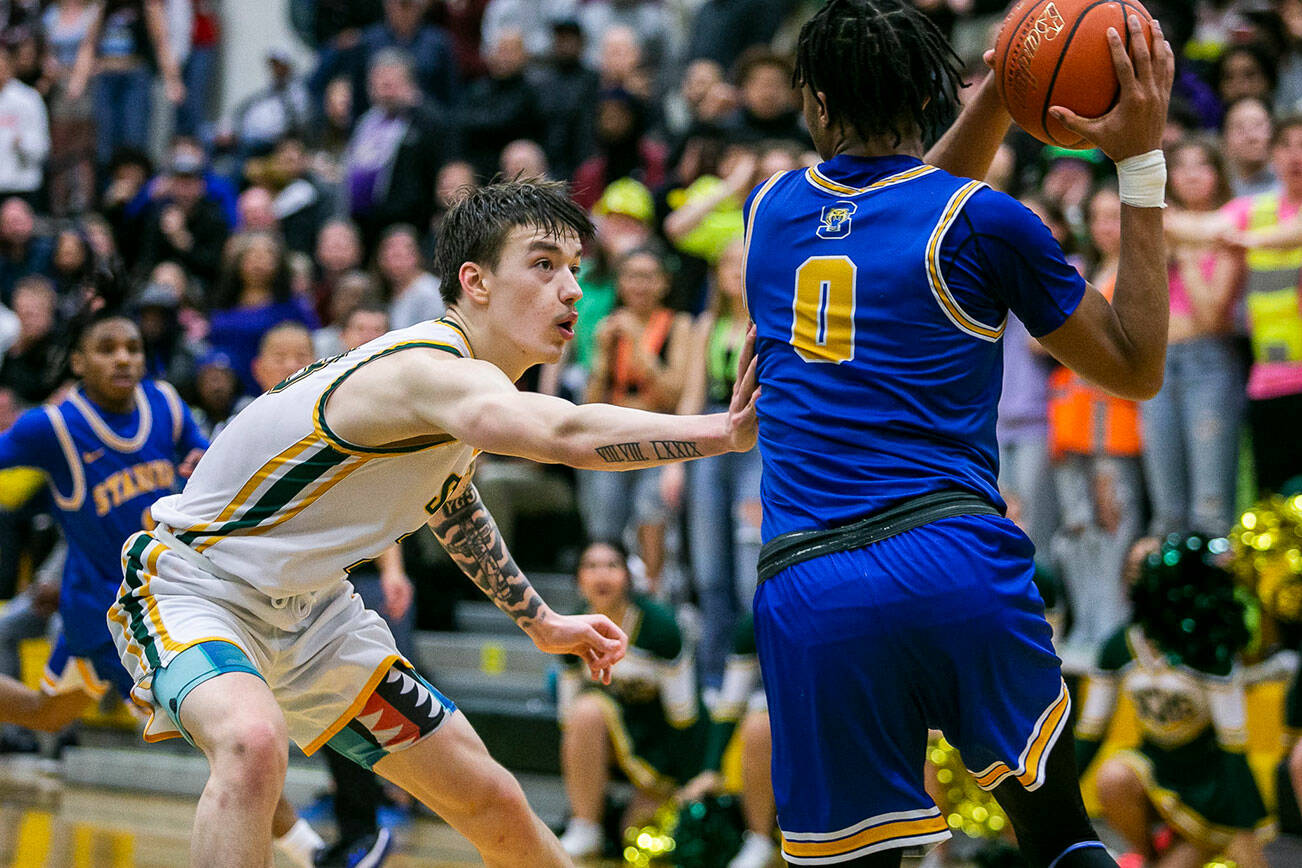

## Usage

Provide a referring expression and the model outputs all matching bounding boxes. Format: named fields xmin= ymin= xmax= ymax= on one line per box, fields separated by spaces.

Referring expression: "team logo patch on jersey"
xmin=817 ymin=201 xmax=857 ymax=239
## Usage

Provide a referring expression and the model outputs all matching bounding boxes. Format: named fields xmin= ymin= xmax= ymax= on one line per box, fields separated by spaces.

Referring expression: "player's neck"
xmin=80 ymin=384 xmax=135 ymax=415
xmin=826 ymin=125 xmax=925 ymax=161
xmin=441 ymin=308 xmax=532 ymax=382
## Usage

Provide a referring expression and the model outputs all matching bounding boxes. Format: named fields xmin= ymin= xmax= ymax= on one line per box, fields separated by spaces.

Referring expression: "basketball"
xmin=994 ymin=0 xmax=1155 ymax=149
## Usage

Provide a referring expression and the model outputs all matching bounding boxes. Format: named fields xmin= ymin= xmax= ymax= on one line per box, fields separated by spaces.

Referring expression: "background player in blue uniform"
xmin=0 ymin=310 xmax=327 ymax=868
xmin=744 ymin=2 xmax=1174 ymax=866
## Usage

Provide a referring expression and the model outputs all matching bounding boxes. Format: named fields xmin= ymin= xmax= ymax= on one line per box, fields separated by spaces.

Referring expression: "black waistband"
xmin=756 ymin=490 xmax=1001 ymax=585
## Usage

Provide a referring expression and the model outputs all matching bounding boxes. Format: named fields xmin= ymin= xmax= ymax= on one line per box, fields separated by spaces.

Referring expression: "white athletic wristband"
xmin=1116 ymin=149 xmax=1167 ymax=209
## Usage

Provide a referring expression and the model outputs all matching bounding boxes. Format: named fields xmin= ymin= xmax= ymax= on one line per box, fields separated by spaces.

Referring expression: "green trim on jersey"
xmin=120 ymin=534 xmax=162 ymax=668
xmin=314 ymin=340 xmax=464 ymax=456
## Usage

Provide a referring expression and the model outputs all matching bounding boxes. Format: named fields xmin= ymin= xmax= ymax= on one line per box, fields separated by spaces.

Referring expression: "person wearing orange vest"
xmin=1049 ymin=187 xmax=1144 ymax=659
xmin=582 ymin=246 xmax=692 ymax=592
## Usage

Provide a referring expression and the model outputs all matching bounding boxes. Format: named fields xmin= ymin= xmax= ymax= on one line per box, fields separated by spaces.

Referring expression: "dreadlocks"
xmin=794 ymin=0 xmax=965 ymax=148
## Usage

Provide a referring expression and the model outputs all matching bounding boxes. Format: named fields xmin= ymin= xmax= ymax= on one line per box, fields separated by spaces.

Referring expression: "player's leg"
xmin=374 ymin=708 xmax=569 ymax=868
xmin=177 ymin=670 xmax=288 ymax=868
xmin=559 ymin=689 xmax=612 ymax=831
xmin=738 ymin=710 xmax=774 ymax=837
xmin=1091 ymin=756 xmax=1156 ymax=857
xmin=1222 ymin=834 xmax=1270 ymax=868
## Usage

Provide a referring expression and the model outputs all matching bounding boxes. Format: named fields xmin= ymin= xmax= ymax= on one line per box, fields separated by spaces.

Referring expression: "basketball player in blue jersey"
xmin=743 ymin=2 xmax=1174 ymax=867
xmin=0 ymin=310 xmax=328 ymax=868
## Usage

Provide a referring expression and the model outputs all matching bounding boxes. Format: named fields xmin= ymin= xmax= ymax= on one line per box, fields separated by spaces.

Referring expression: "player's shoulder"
xmin=953 ymin=184 xmax=1040 ymax=232
xmin=631 ymin=594 xmax=684 ymax=660
xmin=9 ymin=402 xmax=58 ymax=438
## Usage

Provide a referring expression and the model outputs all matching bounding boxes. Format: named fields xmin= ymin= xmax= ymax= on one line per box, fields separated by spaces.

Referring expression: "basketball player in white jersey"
xmin=107 ymin=180 xmax=759 ymax=867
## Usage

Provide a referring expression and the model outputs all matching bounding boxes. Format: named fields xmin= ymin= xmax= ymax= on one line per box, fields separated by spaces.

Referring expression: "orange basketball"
xmin=994 ymin=0 xmax=1155 ymax=149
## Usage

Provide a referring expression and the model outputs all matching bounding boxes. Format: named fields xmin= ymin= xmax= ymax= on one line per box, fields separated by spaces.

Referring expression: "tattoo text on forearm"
xmin=431 ymin=487 xmax=545 ymax=627
xmin=593 ymin=440 xmax=702 ymax=463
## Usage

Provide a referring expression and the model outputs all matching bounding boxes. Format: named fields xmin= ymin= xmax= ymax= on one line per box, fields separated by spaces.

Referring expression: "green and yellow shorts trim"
xmin=107 ymin=530 xmax=457 ymax=759
xmin=780 ymin=807 xmax=950 ymax=865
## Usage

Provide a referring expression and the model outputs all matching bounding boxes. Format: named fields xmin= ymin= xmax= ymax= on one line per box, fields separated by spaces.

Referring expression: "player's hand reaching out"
xmin=1049 ymin=15 xmax=1174 ymax=162
xmin=527 ymin=612 xmax=628 ymax=684
xmin=726 ymin=324 xmax=759 ymax=453
xmin=178 ymin=448 xmax=204 ymax=479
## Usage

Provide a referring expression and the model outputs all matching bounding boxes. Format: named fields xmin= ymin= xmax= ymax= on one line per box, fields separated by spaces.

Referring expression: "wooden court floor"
xmin=0 ymin=756 xmax=631 ymax=868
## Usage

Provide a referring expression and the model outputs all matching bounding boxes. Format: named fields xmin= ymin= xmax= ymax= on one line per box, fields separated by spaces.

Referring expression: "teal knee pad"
xmin=152 ymin=640 xmax=264 ymax=746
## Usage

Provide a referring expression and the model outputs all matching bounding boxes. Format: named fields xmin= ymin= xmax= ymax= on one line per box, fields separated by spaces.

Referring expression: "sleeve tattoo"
xmin=428 ymin=484 xmax=546 ymax=628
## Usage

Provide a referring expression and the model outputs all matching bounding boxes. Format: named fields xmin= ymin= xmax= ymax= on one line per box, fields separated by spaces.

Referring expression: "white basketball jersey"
xmin=152 ymin=319 xmax=477 ymax=596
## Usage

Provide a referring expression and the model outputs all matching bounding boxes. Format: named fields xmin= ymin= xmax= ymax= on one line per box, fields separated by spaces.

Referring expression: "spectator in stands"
xmin=307 ymin=75 xmax=355 ymax=188
xmin=557 ymin=540 xmax=708 ymax=860
xmin=665 ymin=239 xmax=760 ymax=690
xmin=0 ymin=197 xmax=51 ymax=306
xmin=572 ymin=88 xmax=667 ymax=210
xmin=208 ymin=231 xmax=316 ymax=395
xmin=429 ymin=159 xmax=477 ymax=245
xmin=353 ymin=0 xmax=459 ymax=114
xmin=687 ymin=0 xmax=784 ymax=75
xmin=0 ymin=40 xmax=49 ymax=205
xmin=532 ymin=18 xmax=598 ymax=180
xmin=1214 ymin=42 xmax=1278 ymax=115
xmin=722 ymin=49 xmax=805 ymax=149
xmin=175 ymin=0 xmax=219 ymax=138
xmin=133 ymin=278 xmax=199 ymax=392
xmin=460 ymin=30 xmax=544 ymax=181
xmin=0 ymin=276 xmax=62 ymax=404
xmin=1049 ymin=186 xmax=1142 ymax=656
xmin=310 ymin=217 xmax=364 ymax=324
xmin=49 ymin=226 xmax=94 ymax=320
xmin=136 ymin=149 xmax=229 ymax=293
xmin=262 ymin=136 xmax=330 ymax=255
xmin=43 ymin=0 xmax=99 ymax=216
xmin=97 ymin=146 xmax=152 ymax=264
xmin=663 ymin=59 xmax=725 ymax=144
xmin=579 ymin=0 xmax=675 ymax=94
xmin=582 ymin=247 xmax=691 ymax=592
xmin=499 ymin=139 xmax=548 ymax=181
xmin=221 ymin=49 xmax=311 ymax=158
xmin=190 ymin=349 xmax=239 ymax=438
xmin=480 ymin=0 xmax=574 ymax=59
xmin=1144 ymin=137 xmax=1243 ymax=536
xmin=236 ymin=186 xmax=278 ymax=234
xmin=312 ymin=269 xmax=379 ymax=357
xmin=375 ymin=223 xmax=442 ymax=329
xmin=1223 ymin=97 xmax=1278 ymax=196
xmin=431 ymin=0 xmax=489 ymax=81
xmin=66 ymin=0 xmax=185 ymax=167
xmin=344 ymin=48 xmax=452 ymax=249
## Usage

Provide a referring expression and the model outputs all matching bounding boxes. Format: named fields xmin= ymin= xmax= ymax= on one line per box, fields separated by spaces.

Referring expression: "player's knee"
xmin=466 ymin=764 xmax=533 ymax=826
xmin=565 ymin=691 xmax=607 ymax=733
xmin=210 ymin=717 xmax=288 ymax=781
xmin=1093 ymin=759 xmax=1140 ymax=806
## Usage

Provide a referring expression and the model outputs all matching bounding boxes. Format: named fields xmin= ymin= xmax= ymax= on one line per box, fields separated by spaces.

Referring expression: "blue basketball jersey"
xmin=743 ymin=154 xmax=1086 ymax=541
xmin=0 ymin=380 xmax=207 ymax=654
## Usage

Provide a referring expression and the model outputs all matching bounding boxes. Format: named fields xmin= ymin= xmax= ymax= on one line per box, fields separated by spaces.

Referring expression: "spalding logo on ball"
xmin=994 ymin=0 xmax=1155 ymax=148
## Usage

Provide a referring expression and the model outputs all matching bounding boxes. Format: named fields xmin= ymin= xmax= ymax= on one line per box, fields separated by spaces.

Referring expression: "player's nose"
xmin=560 ymin=270 xmax=583 ymax=304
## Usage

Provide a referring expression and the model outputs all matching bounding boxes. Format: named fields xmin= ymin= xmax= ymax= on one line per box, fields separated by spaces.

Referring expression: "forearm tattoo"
xmin=429 ymin=485 xmax=546 ymax=628
xmin=593 ymin=439 xmax=702 ymax=464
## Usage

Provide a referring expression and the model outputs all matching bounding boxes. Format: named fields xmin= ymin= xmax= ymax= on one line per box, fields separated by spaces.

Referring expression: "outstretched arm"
xmin=427 ymin=483 xmax=627 ymax=682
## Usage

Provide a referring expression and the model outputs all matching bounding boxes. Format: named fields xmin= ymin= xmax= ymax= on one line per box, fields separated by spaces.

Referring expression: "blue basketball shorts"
xmin=753 ymin=513 xmax=1069 ymax=865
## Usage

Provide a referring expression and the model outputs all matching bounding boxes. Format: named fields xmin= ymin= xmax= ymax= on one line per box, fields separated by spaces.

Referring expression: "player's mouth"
xmin=556 ymin=314 xmax=577 ymax=340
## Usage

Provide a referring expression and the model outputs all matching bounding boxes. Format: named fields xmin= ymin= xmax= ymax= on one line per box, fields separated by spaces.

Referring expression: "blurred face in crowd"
xmin=682 ymin=60 xmax=723 ymax=109
xmin=1041 ymin=159 xmax=1094 ymax=211
xmin=597 ymin=99 xmax=636 ymax=146
xmin=1220 ymin=49 xmax=1271 ymax=104
xmin=238 ymin=187 xmax=278 ymax=232
xmin=599 ymin=27 xmax=640 ymax=84
xmin=1223 ymin=99 xmax=1272 ymax=171
xmin=83 ymin=216 xmax=116 ymax=260
xmin=715 ymin=240 xmax=744 ymax=307
xmin=316 ymin=221 xmax=362 ymax=274
xmin=275 ymin=139 xmax=308 ymax=180
xmin=500 ymin=140 xmax=548 ymax=181
xmin=71 ymin=318 xmax=144 ymax=411
xmin=576 ymin=542 xmax=631 ymax=612
xmin=1272 ymin=125 xmax=1302 ymax=196
xmin=329 ymin=272 xmax=377 ymax=324
xmin=742 ymin=62 xmax=795 ymax=120
xmin=553 ymin=28 xmax=583 ymax=64
xmin=171 ymin=172 xmax=206 ymax=209
xmin=758 ymin=144 xmax=801 ymax=183
xmin=378 ymin=230 xmax=423 ymax=285
xmin=325 ymin=77 xmax=352 ymax=127
xmin=149 ymin=261 xmax=189 ymax=296
xmin=1 ymin=198 xmax=34 ymax=245
xmin=1088 ymin=188 xmax=1122 ymax=261
xmin=384 ymin=0 xmax=428 ymax=38
xmin=196 ymin=362 xmax=238 ymax=417
xmin=53 ymin=230 xmax=88 ymax=275
xmin=252 ymin=326 xmax=315 ymax=392
xmin=1168 ymin=143 xmax=1221 ymax=211
xmin=595 ymin=212 xmax=650 ymax=260
xmin=489 ymin=31 xmax=527 ymax=79
xmin=370 ymin=61 xmax=415 ymax=114
xmin=239 ymin=234 xmax=281 ymax=288
xmin=12 ymin=282 xmax=54 ymax=343
xmin=616 ymin=251 xmax=668 ymax=315
xmin=341 ymin=308 xmax=390 ymax=351
xmin=437 ymin=162 xmax=477 ymax=210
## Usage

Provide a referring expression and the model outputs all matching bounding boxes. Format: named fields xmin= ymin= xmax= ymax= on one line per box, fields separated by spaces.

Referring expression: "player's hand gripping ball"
xmin=994 ymin=0 xmax=1155 ymax=148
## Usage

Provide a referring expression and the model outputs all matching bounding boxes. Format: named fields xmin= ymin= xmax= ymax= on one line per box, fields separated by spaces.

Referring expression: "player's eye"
xmin=569 ymin=264 xmax=581 ymax=276
xmin=535 ymin=258 xmax=553 ymax=271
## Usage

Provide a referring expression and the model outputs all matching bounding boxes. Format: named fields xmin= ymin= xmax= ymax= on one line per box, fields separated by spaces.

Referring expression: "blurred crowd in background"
xmin=0 ymin=0 xmax=1300 ymax=731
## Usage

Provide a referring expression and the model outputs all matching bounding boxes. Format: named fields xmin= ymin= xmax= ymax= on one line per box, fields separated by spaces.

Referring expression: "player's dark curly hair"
xmin=793 ymin=0 xmax=964 ymax=148
xmin=434 ymin=179 xmax=595 ymax=307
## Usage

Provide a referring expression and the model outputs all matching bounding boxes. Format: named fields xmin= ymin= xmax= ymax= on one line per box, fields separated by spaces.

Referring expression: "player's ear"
xmin=459 ymin=260 xmax=491 ymax=306
xmin=814 ymin=90 xmax=831 ymax=126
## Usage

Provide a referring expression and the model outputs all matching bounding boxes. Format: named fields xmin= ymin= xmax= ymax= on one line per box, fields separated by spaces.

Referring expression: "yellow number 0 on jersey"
xmin=790 ymin=255 xmax=856 ymax=363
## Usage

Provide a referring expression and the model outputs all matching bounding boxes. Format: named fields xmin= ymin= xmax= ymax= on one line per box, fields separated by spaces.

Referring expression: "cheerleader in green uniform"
xmin=556 ymin=540 xmax=710 ymax=859
xmin=1075 ymin=534 xmax=1272 ymax=867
